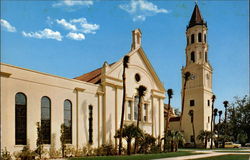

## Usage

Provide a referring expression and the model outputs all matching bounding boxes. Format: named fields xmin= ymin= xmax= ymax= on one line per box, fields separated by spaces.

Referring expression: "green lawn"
xmin=70 ymin=151 xmax=201 ymax=160
xmin=193 ymin=154 xmax=250 ymax=160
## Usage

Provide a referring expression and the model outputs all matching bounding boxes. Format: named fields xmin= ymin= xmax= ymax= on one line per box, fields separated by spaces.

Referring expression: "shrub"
xmin=1 ymin=147 xmax=12 ymax=160
xmin=95 ymin=144 xmax=116 ymax=156
xmin=138 ymin=133 xmax=156 ymax=154
xmin=14 ymin=145 xmax=36 ymax=160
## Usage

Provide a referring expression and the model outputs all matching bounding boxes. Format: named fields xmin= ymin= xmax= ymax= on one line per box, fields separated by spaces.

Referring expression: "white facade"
xmin=0 ymin=29 xmax=166 ymax=154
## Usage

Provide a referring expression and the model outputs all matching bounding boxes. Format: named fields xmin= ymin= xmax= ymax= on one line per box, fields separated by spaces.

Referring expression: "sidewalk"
xmin=154 ymin=150 xmax=250 ymax=160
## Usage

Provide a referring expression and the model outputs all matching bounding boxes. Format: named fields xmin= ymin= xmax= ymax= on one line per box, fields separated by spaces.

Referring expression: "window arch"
xmin=187 ymin=37 xmax=189 ymax=45
xmin=198 ymin=33 xmax=202 ymax=42
xmin=134 ymin=96 xmax=139 ymax=121
xmin=204 ymin=34 xmax=207 ymax=43
xmin=191 ymin=52 xmax=195 ymax=63
xmin=88 ymin=105 xmax=93 ymax=144
xmin=15 ymin=92 xmax=27 ymax=145
xmin=41 ymin=96 xmax=51 ymax=144
xmin=64 ymin=100 xmax=72 ymax=144
xmin=191 ymin=34 xmax=195 ymax=44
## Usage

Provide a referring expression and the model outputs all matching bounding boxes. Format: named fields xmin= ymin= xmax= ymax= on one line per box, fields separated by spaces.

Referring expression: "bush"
xmin=138 ymin=133 xmax=156 ymax=154
xmin=1 ymin=147 xmax=12 ymax=160
xmin=14 ymin=145 xmax=36 ymax=160
xmin=95 ymin=144 xmax=116 ymax=156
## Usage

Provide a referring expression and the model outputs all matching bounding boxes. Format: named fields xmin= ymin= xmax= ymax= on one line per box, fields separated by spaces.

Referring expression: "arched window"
xmin=64 ymin=100 xmax=72 ymax=144
xmin=15 ymin=93 xmax=27 ymax=145
xmin=204 ymin=34 xmax=207 ymax=43
xmin=134 ymin=96 xmax=139 ymax=121
xmin=191 ymin=34 xmax=195 ymax=44
xmin=88 ymin=105 xmax=93 ymax=144
xmin=187 ymin=37 xmax=189 ymax=45
xmin=198 ymin=33 xmax=202 ymax=42
xmin=41 ymin=96 xmax=51 ymax=144
xmin=191 ymin=52 xmax=195 ymax=63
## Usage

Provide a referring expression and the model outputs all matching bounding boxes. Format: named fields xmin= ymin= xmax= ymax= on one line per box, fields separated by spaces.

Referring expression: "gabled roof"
xmin=187 ymin=3 xmax=207 ymax=29
xmin=74 ymin=63 xmax=115 ymax=84
xmin=106 ymin=47 xmax=165 ymax=92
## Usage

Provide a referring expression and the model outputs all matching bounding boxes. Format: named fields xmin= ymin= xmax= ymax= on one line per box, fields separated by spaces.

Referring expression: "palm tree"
xmin=218 ymin=110 xmax=223 ymax=124
xmin=115 ymin=124 xmax=143 ymax=155
xmin=218 ymin=110 xmax=223 ymax=146
xmin=213 ymin=108 xmax=218 ymax=147
xmin=165 ymin=130 xmax=184 ymax=152
xmin=188 ymin=110 xmax=196 ymax=148
xmin=180 ymin=72 xmax=191 ymax=128
xmin=118 ymin=55 xmax=129 ymax=155
xmin=134 ymin=85 xmax=147 ymax=154
xmin=197 ymin=130 xmax=211 ymax=149
xmin=210 ymin=95 xmax=216 ymax=149
xmin=223 ymin=101 xmax=229 ymax=123
xmin=223 ymin=100 xmax=229 ymax=148
xmin=165 ymin=89 xmax=173 ymax=151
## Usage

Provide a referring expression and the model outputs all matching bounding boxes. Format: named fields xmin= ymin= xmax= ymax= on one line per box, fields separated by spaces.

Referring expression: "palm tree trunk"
xmin=134 ymin=96 xmax=141 ymax=154
xmin=210 ymin=104 xmax=214 ymax=149
xmin=180 ymin=80 xmax=187 ymax=128
xmin=192 ymin=121 xmax=196 ymax=148
xmin=127 ymin=139 xmax=131 ymax=155
xmin=119 ymin=66 xmax=126 ymax=155
xmin=165 ymin=98 xmax=171 ymax=151
xmin=205 ymin=136 xmax=208 ymax=149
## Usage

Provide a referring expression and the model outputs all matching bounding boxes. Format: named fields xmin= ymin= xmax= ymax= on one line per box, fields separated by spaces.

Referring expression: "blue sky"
xmin=1 ymin=0 xmax=249 ymax=113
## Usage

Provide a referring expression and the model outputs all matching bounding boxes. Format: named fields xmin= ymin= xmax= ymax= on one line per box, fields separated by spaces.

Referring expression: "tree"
xmin=134 ymin=85 xmax=147 ymax=154
xmin=138 ymin=133 xmax=156 ymax=154
xmin=115 ymin=124 xmax=143 ymax=155
xmin=36 ymin=122 xmax=44 ymax=159
xmin=164 ymin=130 xmax=184 ymax=152
xmin=165 ymin=89 xmax=173 ymax=151
xmin=188 ymin=110 xmax=196 ymax=148
xmin=197 ymin=130 xmax=211 ymax=149
xmin=60 ymin=124 xmax=66 ymax=157
xmin=180 ymin=72 xmax=191 ymax=128
xmin=218 ymin=110 xmax=223 ymax=145
xmin=227 ymin=96 xmax=250 ymax=144
xmin=223 ymin=100 xmax=229 ymax=123
xmin=118 ymin=55 xmax=129 ymax=155
xmin=213 ymin=108 xmax=218 ymax=147
xmin=210 ymin=95 xmax=216 ymax=149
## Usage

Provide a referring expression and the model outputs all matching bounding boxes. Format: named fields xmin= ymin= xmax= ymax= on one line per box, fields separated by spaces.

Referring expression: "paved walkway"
xmin=155 ymin=149 xmax=250 ymax=160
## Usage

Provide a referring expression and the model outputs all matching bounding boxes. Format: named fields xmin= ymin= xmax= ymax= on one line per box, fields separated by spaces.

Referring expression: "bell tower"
xmin=181 ymin=3 xmax=213 ymax=145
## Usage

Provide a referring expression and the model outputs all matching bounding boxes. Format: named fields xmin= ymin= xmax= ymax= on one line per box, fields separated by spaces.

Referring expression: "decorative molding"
xmin=74 ymin=87 xmax=85 ymax=92
xmin=0 ymin=71 xmax=11 ymax=77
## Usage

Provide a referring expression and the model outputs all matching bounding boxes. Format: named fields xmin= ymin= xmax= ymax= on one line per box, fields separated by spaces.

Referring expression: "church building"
xmin=1 ymin=29 xmax=165 ymax=154
xmin=1 ymin=3 xmax=214 ymax=154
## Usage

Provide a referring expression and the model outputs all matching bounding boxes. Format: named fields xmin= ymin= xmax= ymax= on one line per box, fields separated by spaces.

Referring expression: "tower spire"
xmin=187 ymin=3 xmax=206 ymax=29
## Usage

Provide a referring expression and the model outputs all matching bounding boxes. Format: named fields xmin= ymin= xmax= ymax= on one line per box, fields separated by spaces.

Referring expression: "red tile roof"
xmin=74 ymin=67 xmax=102 ymax=84
xmin=74 ymin=62 xmax=116 ymax=84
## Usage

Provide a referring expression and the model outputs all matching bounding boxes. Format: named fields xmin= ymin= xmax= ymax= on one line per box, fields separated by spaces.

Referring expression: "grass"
xmin=180 ymin=148 xmax=249 ymax=151
xmin=70 ymin=151 xmax=202 ymax=160
xmin=193 ymin=154 xmax=250 ymax=160
xmin=215 ymin=151 xmax=250 ymax=153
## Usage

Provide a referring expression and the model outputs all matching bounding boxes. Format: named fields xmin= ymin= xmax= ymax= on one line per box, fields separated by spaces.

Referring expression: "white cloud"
xmin=56 ymin=19 xmax=77 ymax=31
xmin=67 ymin=32 xmax=85 ymax=40
xmin=119 ymin=0 xmax=168 ymax=21
xmin=53 ymin=0 xmax=93 ymax=7
xmin=1 ymin=19 xmax=16 ymax=32
xmin=70 ymin=18 xmax=100 ymax=34
xmin=133 ymin=15 xmax=146 ymax=21
xmin=22 ymin=28 xmax=63 ymax=41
